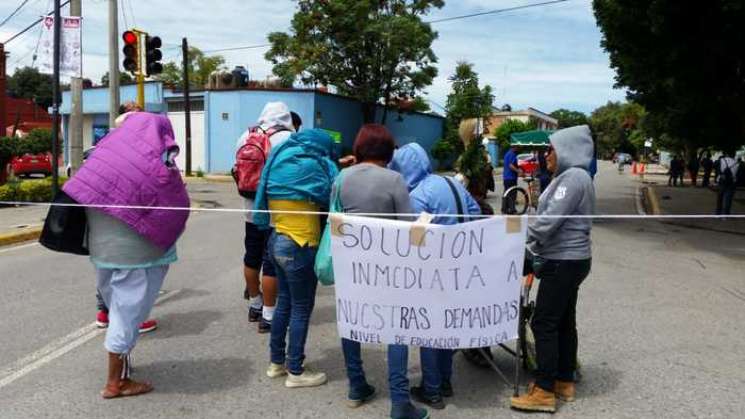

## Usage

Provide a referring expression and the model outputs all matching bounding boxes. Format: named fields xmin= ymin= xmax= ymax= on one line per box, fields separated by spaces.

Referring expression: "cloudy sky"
xmin=1 ymin=0 xmax=626 ymax=114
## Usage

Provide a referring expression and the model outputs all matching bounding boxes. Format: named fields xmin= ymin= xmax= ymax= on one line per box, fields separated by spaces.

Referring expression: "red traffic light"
xmin=122 ymin=31 xmax=138 ymax=45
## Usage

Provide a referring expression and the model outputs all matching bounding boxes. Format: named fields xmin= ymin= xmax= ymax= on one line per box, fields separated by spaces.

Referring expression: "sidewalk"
xmin=640 ymin=172 xmax=745 ymax=235
xmin=0 ymin=179 xmax=242 ymax=247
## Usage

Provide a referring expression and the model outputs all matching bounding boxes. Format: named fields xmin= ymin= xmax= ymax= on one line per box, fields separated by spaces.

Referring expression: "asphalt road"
xmin=1 ymin=162 xmax=744 ymax=419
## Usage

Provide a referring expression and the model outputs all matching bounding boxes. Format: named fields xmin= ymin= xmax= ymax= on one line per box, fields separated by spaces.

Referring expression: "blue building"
xmin=60 ymin=82 xmax=445 ymax=173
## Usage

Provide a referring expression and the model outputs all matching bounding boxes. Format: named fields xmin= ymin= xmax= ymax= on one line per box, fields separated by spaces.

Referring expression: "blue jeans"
xmin=388 ymin=344 xmax=410 ymax=406
xmin=342 ymin=338 xmax=368 ymax=392
xmin=716 ymin=186 xmax=736 ymax=215
xmin=419 ymin=348 xmax=454 ymax=397
xmin=268 ymin=233 xmax=318 ymax=375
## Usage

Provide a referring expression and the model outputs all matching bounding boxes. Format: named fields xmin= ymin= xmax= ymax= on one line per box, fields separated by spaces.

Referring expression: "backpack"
xmin=232 ymin=126 xmax=287 ymax=199
xmin=719 ymin=162 xmax=736 ymax=187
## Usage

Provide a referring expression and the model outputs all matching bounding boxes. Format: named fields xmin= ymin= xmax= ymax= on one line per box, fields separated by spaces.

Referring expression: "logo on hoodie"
xmin=554 ymin=186 xmax=567 ymax=201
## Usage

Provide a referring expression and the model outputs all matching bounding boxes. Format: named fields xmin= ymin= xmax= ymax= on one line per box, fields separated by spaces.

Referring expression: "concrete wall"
xmin=205 ymin=90 xmax=315 ymax=173
xmin=60 ymin=82 xmax=165 ymax=115
xmin=168 ymin=111 xmax=207 ymax=172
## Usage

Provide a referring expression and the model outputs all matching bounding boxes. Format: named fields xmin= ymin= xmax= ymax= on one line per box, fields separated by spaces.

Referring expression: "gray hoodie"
xmin=527 ymin=125 xmax=595 ymax=260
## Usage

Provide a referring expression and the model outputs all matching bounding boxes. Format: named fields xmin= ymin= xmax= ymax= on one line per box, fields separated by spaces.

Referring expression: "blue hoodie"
xmin=253 ymin=129 xmax=339 ymax=229
xmin=389 ymin=143 xmax=481 ymax=225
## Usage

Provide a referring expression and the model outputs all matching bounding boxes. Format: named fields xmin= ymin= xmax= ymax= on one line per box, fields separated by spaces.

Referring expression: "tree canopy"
xmin=6 ymin=67 xmax=54 ymax=110
xmin=594 ymin=0 xmax=745 ymax=154
xmin=550 ymin=108 xmax=588 ymax=129
xmin=265 ymin=0 xmax=443 ymax=123
xmin=589 ymin=101 xmax=646 ymax=158
xmin=154 ymin=47 xmax=226 ymax=89
xmin=493 ymin=119 xmax=537 ymax=151
xmin=443 ymin=62 xmax=494 ymax=153
xmin=100 ymin=71 xmax=134 ymax=87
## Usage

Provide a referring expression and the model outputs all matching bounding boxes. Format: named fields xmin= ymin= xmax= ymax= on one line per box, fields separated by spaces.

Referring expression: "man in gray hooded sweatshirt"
xmin=511 ymin=125 xmax=595 ymax=413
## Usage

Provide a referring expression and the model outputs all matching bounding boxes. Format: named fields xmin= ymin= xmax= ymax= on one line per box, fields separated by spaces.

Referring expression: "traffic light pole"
xmin=108 ymin=0 xmax=120 ymax=129
xmin=182 ymin=38 xmax=192 ymax=176
xmin=51 ymin=0 xmax=61 ymax=196
xmin=69 ymin=0 xmax=83 ymax=176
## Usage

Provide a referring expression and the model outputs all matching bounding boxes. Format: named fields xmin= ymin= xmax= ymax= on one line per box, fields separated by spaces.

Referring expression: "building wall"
xmin=60 ymin=83 xmax=165 ymax=115
xmin=205 ymin=90 xmax=315 ymax=173
xmin=168 ymin=111 xmax=207 ymax=172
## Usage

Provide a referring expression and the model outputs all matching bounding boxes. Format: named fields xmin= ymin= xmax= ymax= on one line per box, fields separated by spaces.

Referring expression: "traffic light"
xmin=122 ymin=30 xmax=139 ymax=74
xmin=145 ymin=35 xmax=163 ymax=76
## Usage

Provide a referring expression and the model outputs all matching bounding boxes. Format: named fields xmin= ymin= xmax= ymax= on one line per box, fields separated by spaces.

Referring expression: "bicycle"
xmin=503 ymin=175 xmax=541 ymax=215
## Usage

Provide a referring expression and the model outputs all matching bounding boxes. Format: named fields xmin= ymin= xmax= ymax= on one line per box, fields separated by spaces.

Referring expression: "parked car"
xmin=10 ymin=153 xmax=52 ymax=177
xmin=65 ymin=147 xmax=96 ymax=177
xmin=517 ymin=153 xmax=539 ymax=175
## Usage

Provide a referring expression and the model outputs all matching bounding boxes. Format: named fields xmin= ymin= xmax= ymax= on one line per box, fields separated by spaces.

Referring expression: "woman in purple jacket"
xmin=64 ymin=112 xmax=190 ymax=398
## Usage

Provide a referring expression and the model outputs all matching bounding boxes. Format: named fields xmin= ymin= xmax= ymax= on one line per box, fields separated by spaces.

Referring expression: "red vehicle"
xmin=10 ymin=153 xmax=53 ymax=177
xmin=517 ymin=153 xmax=539 ymax=175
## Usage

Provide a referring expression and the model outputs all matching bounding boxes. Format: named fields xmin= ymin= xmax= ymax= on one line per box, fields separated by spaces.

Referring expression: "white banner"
xmin=332 ymin=215 xmax=527 ymax=350
xmin=39 ymin=16 xmax=82 ymax=78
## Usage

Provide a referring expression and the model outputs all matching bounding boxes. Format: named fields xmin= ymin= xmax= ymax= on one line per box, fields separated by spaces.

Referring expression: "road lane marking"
xmin=0 ymin=242 xmax=40 ymax=255
xmin=0 ymin=289 xmax=182 ymax=389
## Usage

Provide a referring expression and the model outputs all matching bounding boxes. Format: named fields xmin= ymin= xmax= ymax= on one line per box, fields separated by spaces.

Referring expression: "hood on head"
xmin=291 ymin=129 xmax=336 ymax=159
xmin=549 ymin=125 xmax=594 ymax=174
xmin=389 ymin=143 xmax=432 ymax=191
xmin=258 ymin=102 xmax=295 ymax=132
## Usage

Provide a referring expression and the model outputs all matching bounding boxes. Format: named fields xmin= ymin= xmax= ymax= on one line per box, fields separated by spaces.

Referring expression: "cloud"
xmin=0 ymin=0 xmax=623 ymax=113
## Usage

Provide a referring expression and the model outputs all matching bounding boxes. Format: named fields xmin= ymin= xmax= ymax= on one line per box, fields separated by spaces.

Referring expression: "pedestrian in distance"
xmin=64 ymin=112 xmax=190 ymax=399
xmin=701 ymin=152 xmax=714 ymax=187
xmin=688 ymin=154 xmax=700 ymax=187
xmin=332 ymin=125 xmax=429 ymax=418
xmin=715 ymin=150 xmax=740 ymax=216
xmin=454 ymin=118 xmax=495 ymax=214
xmin=253 ymin=128 xmax=339 ymax=389
xmin=389 ymin=142 xmax=482 ymax=412
xmin=511 ymin=125 xmax=595 ymax=413
xmin=233 ymin=102 xmax=297 ymax=333
xmin=537 ymin=149 xmax=552 ymax=192
xmin=668 ymin=155 xmax=682 ymax=186
xmin=502 ymin=144 xmax=522 ymax=214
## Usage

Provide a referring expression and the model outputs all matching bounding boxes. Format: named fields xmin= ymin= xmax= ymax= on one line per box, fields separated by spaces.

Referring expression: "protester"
xmin=235 ymin=102 xmax=296 ymax=333
xmin=94 ymin=104 xmax=156 ymax=335
xmin=511 ymin=125 xmax=595 ymax=413
xmin=389 ymin=142 xmax=481 ymax=411
xmin=502 ymin=144 xmax=521 ymax=214
xmin=716 ymin=151 xmax=740 ymax=216
xmin=688 ymin=155 xmax=700 ymax=187
xmin=64 ymin=112 xmax=190 ymax=398
xmin=253 ymin=128 xmax=338 ymax=389
xmin=668 ymin=155 xmax=683 ymax=186
xmin=701 ymin=152 xmax=714 ymax=187
xmin=455 ymin=118 xmax=494 ymax=213
xmin=537 ymin=149 xmax=551 ymax=192
xmin=332 ymin=125 xmax=427 ymax=418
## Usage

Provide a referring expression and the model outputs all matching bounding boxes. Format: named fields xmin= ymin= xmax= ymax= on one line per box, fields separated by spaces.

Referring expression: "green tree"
xmin=443 ymin=62 xmax=494 ymax=155
xmin=265 ymin=0 xmax=443 ymax=123
xmin=100 ymin=71 xmax=134 ymax=87
xmin=493 ymin=119 xmax=537 ymax=152
xmin=7 ymin=67 xmax=54 ymax=109
xmin=593 ymin=0 xmax=745 ymax=154
xmin=154 ymin=47 xmax=226 ymax=88
xmin=550 ymin=108 xmax=588 ymax=129
xmin=589 ymin=101 xmax=646 ymax=158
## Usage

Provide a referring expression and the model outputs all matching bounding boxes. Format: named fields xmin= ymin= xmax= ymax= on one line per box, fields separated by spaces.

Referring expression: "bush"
xmin=431 ymin=138 xmax=456 ymax=164
xmin=0 ymin=177 xmax=67 ymax=203
xmin=195 ymin=168 xmax=205 ymax=178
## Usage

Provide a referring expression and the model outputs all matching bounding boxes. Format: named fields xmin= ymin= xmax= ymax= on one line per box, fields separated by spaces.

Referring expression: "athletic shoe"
xmin=138 ymin=319 xmax=158 ymax=334
xmin=258 ymin=317 xmax=271 ymax=334
xmin=248 ymin=306 xmax=262 ymax=323
xmin=95 ymin=310 xmax=109 ymax=328
xmin=554 ymin=380 xmax=576 ymax=402
xmin=266 ymin=363 xmax=287 ymax=378
xmin=285 ymin=368 xmax=327 ymax=388
xmin=390 ymin=403 xmax=429 ymax=419
xmin=347 ymin=384 xmax=376 ymax=408
xmin=411 ymin=386 xmax=445 ymax=410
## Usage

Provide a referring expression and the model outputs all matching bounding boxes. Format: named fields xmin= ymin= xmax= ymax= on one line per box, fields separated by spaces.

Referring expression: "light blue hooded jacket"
xmin=389 ymin=143 xmax=481 ymax=225
xmin=253 ymin=129 xmax=339 ymax=229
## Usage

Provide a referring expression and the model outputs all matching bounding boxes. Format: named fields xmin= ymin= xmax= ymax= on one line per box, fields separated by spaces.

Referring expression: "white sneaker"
xmin=266 ymin=363 xmax=287 ymax=378
xmin=284 ymin=368 xmax=328 ymax=388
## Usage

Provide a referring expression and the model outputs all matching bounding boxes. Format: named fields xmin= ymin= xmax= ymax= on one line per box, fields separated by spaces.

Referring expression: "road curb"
xmin=0 ymin=226 xmax=42 ymax=248
xmin=641 ymin=185 xmax=661 ymax=215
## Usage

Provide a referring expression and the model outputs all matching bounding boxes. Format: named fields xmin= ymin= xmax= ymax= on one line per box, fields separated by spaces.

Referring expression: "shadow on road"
xmin=149 ymin=309 xmax=224 ymax=339
xmin=142 ymin=357 xmax=253 ymax=394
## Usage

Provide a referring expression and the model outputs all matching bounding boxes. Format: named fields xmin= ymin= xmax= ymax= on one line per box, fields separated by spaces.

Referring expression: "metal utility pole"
xmin=51 ymin=0 xmax=61 ymax=195
xmin=69 ymin=0 xmax=83 ymax=176
xmin=182 ymin=38 xmax=192 ymax=176
xmin=108 ymin=0 xmax=120 ymax=129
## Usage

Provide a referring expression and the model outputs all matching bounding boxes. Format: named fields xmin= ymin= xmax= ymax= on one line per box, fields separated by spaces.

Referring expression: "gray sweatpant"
xmin=96 ymin=266 xmax=168 ymax=354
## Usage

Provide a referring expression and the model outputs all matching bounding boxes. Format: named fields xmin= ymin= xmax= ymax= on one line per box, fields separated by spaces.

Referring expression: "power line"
xmin=196 ymin=1 xmax=572 ymax=54
xmin=3 ymin=0 xmax=71 ymax=44
xmin=0 ymin=0 xmax=33 ymax=29
xmin=427 ymin=0 xmax=571 ymax=24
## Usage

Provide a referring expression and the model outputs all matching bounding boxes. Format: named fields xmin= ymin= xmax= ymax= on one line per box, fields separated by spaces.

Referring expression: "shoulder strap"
xmin=444 ymin=176 xmax=465 ymax=223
